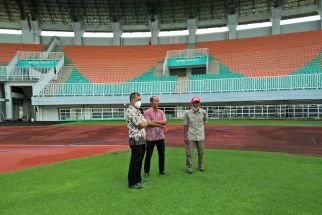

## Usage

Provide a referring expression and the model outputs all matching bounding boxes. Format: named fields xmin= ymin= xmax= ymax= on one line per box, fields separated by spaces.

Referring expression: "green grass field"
xmin=1 ymin=148 xmax=322 ymax=215
xmin=60 ymin=119 xmax=322 ymax=127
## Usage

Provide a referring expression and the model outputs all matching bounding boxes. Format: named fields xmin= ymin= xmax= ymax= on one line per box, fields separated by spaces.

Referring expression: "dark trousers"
xmin=144 ymin=139 xmax=165 ymax=174
xmin=128 ymin=144 xmax=146 ymax=186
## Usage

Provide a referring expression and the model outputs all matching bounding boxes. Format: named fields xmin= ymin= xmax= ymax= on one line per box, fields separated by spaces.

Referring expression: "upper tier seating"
xmin=196 ymin=30 xmax=322 ymax=77
xmin=64 ymin=44 xmax=186 ymax=83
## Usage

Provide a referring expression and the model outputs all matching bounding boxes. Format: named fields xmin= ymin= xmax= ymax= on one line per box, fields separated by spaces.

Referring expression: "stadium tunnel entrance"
xmin=3 ymin=85 xmax=34 ymax=122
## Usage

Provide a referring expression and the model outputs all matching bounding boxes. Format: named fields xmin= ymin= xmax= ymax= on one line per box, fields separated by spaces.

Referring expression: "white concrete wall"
xmin=0 ymin=34 xmax=21 ymax=43
xmin=38 ymin=106 xmax=59 ymax=121
xmin=196 ymin=32 xmax=228 ymax=42
xmin=281 ymin=20 xmax=320 ymax=34
xmin=83 ymin=37 xmax=113 ymax=46
xmin=41 ymin=36 xmax=74 ymax=46
xmin=158 ymin=36 xmax=189 ymax=44
xmin=33 ymin=90 xmax=322 ymax=106
xmin=237 ymin=27 xmax=272 ymax=39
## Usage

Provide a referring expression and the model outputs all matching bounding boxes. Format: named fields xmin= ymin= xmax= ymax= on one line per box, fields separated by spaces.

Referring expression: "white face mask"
xmin=192 ymin=106 xmax=199 ymax=111
xmin=134 ymin=101 xmax=141 ymax=109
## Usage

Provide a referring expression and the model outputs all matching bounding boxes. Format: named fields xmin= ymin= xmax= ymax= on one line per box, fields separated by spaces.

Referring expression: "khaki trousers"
xmin=186 ymin=140 xmax=204 ymax=171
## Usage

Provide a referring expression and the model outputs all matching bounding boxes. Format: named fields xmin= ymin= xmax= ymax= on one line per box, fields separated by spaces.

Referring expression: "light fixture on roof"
xmin=196 ymin=26 xmax=229 ymax=34
xmin=121 ymin=32 xmax=151 ymax=38
xmin=158 ymin=30 xmax=189 ymax=37
xmin=83 ymin=32 xmax=114 ymax=38
xmin=236 ymin=22 xmax=272 ymax=30
xmin=280 ymin=15 xmax=320 ymax=25
xmin=41 ymin=31 xmax=75 ymax=37
xmin=0 ymin=29 xmax=22 ymax=35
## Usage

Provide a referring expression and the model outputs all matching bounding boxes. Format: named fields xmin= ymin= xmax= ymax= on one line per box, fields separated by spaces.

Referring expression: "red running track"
xmin=1 ymin=124 xmax=322 ymax=173
xmin=0 ymin=144 xmax=128 ymax=173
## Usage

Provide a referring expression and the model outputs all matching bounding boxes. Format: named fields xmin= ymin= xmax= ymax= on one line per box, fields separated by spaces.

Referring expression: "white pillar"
xmin=318 ymin=0 xmax=322 ymax=29
xmin=187 ymin=18 xmax=197 ymax=44
xmin=4 ymin=83 xmax=13 ymax=120
xmin=227 ymin=13 xmax=238 ymax=39
xmin=20 ymin=20 xmax=41 ymax=44
xmin=0 ymin=85 xmax=4 ymax=122
xmin=35 ymin=106 xmax=42 ymax=121
xmin=112 ymin=22 xmax=122 ymax=46
xmin=271 ymin=6 xmax=282 ymax=35
xmin=149 ymin=19 xmax=159 ymax=44
xmin=71 ymin=22 xmax=84 ymax=45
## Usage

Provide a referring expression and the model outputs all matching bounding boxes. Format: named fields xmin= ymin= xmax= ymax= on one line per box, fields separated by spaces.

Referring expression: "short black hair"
xmin=150 ymin=96 xmax=158 ymax=102
xmin=130 ymin=92 xmax=140 ymax=102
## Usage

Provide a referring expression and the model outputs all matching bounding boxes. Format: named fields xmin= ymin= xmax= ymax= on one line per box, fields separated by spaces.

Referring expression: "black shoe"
xmin=144 ymin=172 xmax=149 ymax=178
xmin=128 ymin=184 xmax=142 ymax=190
xmin=186 ymin=170 xmax=192 ymax=174
xmin=198 ymin=168 xmax=204 ymax=172
xmin=159 ymin=171 xmax=166 ymax=175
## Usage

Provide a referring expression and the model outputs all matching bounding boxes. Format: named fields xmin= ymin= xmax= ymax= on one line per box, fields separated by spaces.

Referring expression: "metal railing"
xmin=6 ymin=54 xmax=18 ymax=75
xmin=17 ymin=51 xmax=64 ymax=61
xmin=58 ymin=104 xmax=322 ymax=120
xmin=166 ymin=48 xmax=209 ymax=59
xmin=43 ymin=36 xmax=60 ymax=52
xmin=0 ymin=66 xmax=52 ymax=81
xmin=33 ymin=73 xmax=322 ymax=97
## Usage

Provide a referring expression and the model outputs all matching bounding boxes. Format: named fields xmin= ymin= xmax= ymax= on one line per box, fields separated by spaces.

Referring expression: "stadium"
xmin=0 ymin=0 xmax=322 ymax=214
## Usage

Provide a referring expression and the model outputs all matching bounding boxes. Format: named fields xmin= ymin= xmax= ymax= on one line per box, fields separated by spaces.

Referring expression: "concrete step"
xmin=208 ymin=58 xmax=220 ymax=74
xmin=52 ymin=64 xmax=75 ymax=83
xmin=153 ymin=62 xmax=164 ymax=76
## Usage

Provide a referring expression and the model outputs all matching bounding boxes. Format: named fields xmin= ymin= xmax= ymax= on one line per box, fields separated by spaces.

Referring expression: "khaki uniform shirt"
xmin=183 ymin=108 xmax=207 ymax=141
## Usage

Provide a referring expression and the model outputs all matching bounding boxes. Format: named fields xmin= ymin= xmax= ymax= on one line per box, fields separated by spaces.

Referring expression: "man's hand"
xmin=138 ymin=119 xmax=148 ymax=129
xmin=184 ymin=125 xmax=188 ymax=145
xmin=147 ymin=120 xmax=164 ymax=128
xmin=162 ymin=126 xmax=168 ymax=132
xmin=151 ymin=119 xmax=167 ymax=125
xmin=184 ymin=136 xmax=188 ymax=145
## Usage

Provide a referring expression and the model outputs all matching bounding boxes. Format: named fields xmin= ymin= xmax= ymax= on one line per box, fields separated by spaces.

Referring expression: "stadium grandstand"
xmin=0 ymin=0 xmax=322 ymax=121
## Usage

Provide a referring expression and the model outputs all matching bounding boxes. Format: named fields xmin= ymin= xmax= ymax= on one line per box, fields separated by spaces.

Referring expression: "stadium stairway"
xmin=53 ymin=63 xmax=76 ymax=84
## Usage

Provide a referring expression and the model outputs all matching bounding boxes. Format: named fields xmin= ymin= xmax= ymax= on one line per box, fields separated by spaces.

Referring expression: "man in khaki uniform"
xmin=183 ymin=97 xmax=207 ymax=174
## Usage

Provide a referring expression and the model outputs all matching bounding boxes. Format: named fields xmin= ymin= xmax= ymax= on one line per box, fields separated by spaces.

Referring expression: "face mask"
xmin=192 ymin=106 xmax=199 ymax=111
xmin=134 ymin=101 xmax=141 ymax=109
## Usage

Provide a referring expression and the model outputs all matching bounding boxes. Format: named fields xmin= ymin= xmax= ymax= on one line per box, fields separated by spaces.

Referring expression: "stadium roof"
xmin=0 ymin=0 xmax=318 ymax=27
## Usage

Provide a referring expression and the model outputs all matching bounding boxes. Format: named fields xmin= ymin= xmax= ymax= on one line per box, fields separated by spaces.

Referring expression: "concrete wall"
xmin=0 ymin=34 xmax=21 ymax=43
xmin=158 ymin=36 xmax=189 ymax=44
xmin=280 ymin=20 xmax=320 ymax=34
xmin=41 ymin=36 xmax=74 ymax=46
xmin=83 ymin=37 xmax=113 ymax=46
xmin=237 ymin=27 xmax=272 ymax=39
xmin=37 ymin=105 xmax=60 ymax=121
xmin=36 ymin=99 xmax=322 ymax=121
xmin=196 ymin=32 xmax=228 ymax=42
xmin=122 ymin=37 xmax=151 ymax=45
xmin=32 ymin=89 xmax=322 ymax=106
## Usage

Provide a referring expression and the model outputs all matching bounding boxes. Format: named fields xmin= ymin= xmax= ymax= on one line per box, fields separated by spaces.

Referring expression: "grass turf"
xmin=60 ymin=119 xmax=322 ymax=127
xmin=1 ymin=148 xmax=322 ymax=215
